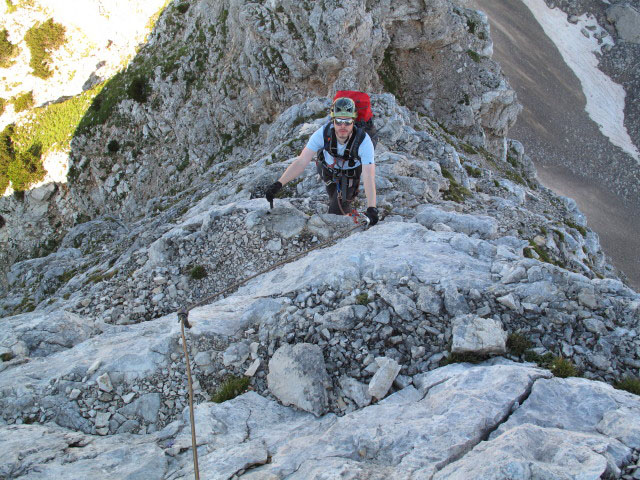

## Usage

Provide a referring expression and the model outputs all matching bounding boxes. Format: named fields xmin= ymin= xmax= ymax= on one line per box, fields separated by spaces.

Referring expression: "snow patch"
xmin=521 ymin=0 xmax=640 ymax=162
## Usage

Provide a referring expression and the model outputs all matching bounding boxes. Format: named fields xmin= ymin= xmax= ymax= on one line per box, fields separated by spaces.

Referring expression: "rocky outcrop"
xmin=1 ymin=0 xmax=639 ymax=478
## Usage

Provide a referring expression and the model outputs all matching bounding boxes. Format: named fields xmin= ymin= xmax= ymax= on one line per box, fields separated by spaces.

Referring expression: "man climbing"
xmin=265 ymin=96 xmax=378 ymax=226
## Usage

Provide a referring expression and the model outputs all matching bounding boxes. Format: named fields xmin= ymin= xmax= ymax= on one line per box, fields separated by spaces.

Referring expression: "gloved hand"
xmin=265 ymin=181 xmax=282 ymax=208
xmin=365 ymin=207 xmax=378 ymax=226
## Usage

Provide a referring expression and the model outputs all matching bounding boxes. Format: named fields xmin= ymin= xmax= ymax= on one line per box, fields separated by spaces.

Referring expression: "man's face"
xmin=333 ymin=117 xmax=354 ymax=143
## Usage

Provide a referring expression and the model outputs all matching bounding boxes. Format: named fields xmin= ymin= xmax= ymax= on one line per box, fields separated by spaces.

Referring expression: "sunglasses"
xmin=334 ymin=118 xmax=354 ymax=126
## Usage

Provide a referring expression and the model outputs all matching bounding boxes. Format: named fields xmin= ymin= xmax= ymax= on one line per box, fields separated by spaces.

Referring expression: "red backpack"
xmin=332 ymin=90 xmax=377 ymax=147
xmin=333 ymin=90 xmax=373 ymax=122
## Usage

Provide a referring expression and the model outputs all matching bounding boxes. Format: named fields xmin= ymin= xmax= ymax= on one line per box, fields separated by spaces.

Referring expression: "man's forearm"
xmin=278 ymin=157 xmax=307 ymax=185
xmin=362 ymin=164 xmax=376 ymax=208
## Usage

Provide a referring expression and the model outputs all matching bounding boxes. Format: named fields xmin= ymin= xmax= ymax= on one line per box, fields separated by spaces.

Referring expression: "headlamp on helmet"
xmin=331 ymin=97 xmax=357 ymax=119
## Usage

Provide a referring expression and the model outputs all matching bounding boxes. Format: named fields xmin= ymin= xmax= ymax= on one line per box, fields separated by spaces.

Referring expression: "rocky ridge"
xmin=1 ymin=92 xmax=640 ymax=478
xmin=0 ymin=0 xmax=640 ymax=479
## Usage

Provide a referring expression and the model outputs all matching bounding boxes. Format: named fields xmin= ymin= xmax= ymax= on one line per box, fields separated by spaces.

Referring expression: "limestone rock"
xmin=267 ymin=343 xmax=330 ymax=416
xmin=368 ymin=357 xmax=402 ymax=400
xmin=451 ymin=314 xmax=508 ymax=355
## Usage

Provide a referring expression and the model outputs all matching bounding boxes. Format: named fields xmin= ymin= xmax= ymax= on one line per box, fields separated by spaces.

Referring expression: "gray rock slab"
xmin=119 ymin=393 xmax=161 ymax=424
xmin=237 ymin=222 xmax=497 ymax=298
xmin=416 ymin=205 xmax=498 ymax=239
xmin=435 ymin=423 xmax=625 ymax=479
xmin=250 ymin=362 xmax=551 ymax=477
xmin=267 ymin=343 xmax=330 ymax=416
xmin=0 ymin=309 xmax=98 ymax=358
xmin=0 ymin=423 xmax=166 ymax=479
xmin=492 ymin=377 xmax=640 ymax=451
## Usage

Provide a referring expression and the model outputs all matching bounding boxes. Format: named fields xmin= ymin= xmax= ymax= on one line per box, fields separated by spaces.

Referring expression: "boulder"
xmin=451 ymin=314 xmax=508 ymax=355
xmin=267 ymin=343 xmax=330 ymax=416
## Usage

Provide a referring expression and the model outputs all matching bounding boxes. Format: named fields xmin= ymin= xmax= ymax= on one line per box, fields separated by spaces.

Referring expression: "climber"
xmin=265 ymin=97 xmax=378 ymax=226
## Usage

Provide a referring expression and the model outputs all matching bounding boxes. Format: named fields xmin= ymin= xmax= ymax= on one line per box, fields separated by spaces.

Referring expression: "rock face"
xmin=0 ymin=0 xmax=640 ymax=478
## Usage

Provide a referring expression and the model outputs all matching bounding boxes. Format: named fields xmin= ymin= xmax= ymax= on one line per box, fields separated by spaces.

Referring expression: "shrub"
xmin=614 ymin=377 xmax=640 ymax=396
xmin=0 ymin=124 xmax=45 ymax=192
xmin=5 ymin=0 xmax=17 ymax=14
xmin=177 ymin=3 xmax=189 ymax=13
xmin=0 ymin=28 xmax=19 ymax=67
xmin=0 ymin=97 xmax=6 ymax=115
xmin=356 ymin=293 xmax=369 ymax=305
xmin=190 ymin=265 xmax=207 ymax=279
xmin=211 ymin=376 xmax=250 ymax=403
xmin=535 ymin=353 xmax=579 ymax=378
xmin=8 ymin=147 xmax=45 ymax=191
xmin=107 ymin=139 xmax=120 ymax=153
xmin=11 ymin=91 xmax=34 ymax=112
xmin=25 ymin=18 xmax=66 ymax=79
xmin=127 ymin=76 xmax=150 ymax=103
xmin=441 ymin=351 xmax=490 ymax=366
xmin=506 ymin=332 xmax=533 ymax=357
xmin=550 ymin=356 xmax=579 ymax=378
xmin=464 ymin=164 xmax=482 ymax=178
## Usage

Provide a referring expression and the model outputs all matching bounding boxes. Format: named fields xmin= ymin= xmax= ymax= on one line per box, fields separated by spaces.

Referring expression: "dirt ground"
xmin=468 ymin=0 xmax=640 ymax=291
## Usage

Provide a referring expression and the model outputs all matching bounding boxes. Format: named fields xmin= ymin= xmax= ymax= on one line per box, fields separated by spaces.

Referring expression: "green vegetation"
xmin=25 ymin=18 xmax=66 ymax=79
xmin=0 ymin=28 xmax=19 ymax=67
xmin=107 ymin=140 xmax=120 ymax=153
xmin=441 ymin=351 xmax=490 ymax=366
xmin=356 ymin=293 xmax=369 ymax=305
xmin=11 ymin=91 xmax=34 ymax=112
xmin=0 ymin=124 xmax=44 ymax=192
xmin=211 ymin=375 xmax=250 ymax=403
xmin=190 ymin=265 xmax=207 ymax=280
xmin=5 ymin=0 xmax=17 ymax=14
xmin=466 ymin=50 xmax=482 ymax=63
xmin=378 ymin=47 xmax=402 ymax=102
xmin=549 ymin=356 xmax=579 ymax=378
xmin=460 ymin=143 xmax=477 ymax=155
xmin=506 ymin=332 xmax=533 ymax=357
xmin=464 ymin=164 xmax=482 ymax=178
xmin=614 ymin=377 xmax=640 ymax=396
xmin=176 ymin=3 xmax=189 ymax=14
xmin=127 ymin=76 xmax=150 ymax=103
xmin=524 ymin=239 xmax=554 ymax=265
xmin=564 ymin=220 xmax=587 ymax=237
xmin=0 ymin=86 xmax=99 ymax=193
xmin=0 ymin=98 xmax=6 ymax=116
xmin=0 ymin=351 xmax=14 ymax=362
xmin=441 ymin=167 xmax=472 ymax=203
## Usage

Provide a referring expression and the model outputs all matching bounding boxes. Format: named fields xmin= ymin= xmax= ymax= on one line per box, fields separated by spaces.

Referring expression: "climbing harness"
xmin=175 ymin=210 xmax=370 ymax=479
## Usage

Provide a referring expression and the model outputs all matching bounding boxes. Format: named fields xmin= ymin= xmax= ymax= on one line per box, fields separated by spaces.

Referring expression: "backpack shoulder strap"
xmin=345 ymin=126 xmax=366 ymax=167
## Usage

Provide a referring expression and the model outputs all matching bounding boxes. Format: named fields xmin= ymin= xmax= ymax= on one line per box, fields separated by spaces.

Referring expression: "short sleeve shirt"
xmin=306 ymin=124 xmax=375 ymax=170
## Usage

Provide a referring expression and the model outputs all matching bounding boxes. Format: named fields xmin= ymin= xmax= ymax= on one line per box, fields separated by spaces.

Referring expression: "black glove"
xmin=265 ymin=181 xmax=282 ymax=208
xmin=365 ymin=207 xmax=379 ymax=226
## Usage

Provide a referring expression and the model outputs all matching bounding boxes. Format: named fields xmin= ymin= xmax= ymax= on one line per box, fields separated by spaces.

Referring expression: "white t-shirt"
xmin=306 ymin=124 xmax=375 ymax=169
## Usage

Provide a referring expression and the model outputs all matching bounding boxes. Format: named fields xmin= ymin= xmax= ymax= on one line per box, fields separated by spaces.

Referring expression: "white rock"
xmin=451 ymin=314 xmax=508 ymax=355
xmin=368 ymin=357 xmax=401 ymax=400
xmin=244 ymin=358 xmax=261 ymax=377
